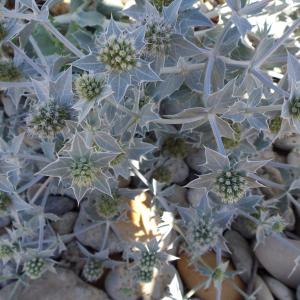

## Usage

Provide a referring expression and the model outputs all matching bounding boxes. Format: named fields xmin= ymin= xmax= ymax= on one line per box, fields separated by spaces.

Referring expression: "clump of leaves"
xmin=0 ymin=61 xmax=20 ymax=81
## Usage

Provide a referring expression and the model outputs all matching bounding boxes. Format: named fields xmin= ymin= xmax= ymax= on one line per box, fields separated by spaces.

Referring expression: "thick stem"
xmin=100 ymin=221 xmax=110 ymax=251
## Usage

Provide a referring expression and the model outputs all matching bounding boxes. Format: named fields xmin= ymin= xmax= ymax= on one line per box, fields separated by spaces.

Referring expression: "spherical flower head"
xmin=75 ymin=74 xmax=104 ymax=101
xmin=70 ymin=157 xmax=97 ymax=187
xmin=145 ymin=18 xmax=172 ymax=52
xmin=186 ymin=215 xmax=220 ymax=255
xmin=0 ymin=244 xmax=14 ymax=260
xmin=98 ymin=35 xmax=137 ymax=72
xmin=212 ymin=266 xmax=225 ymax=282
xmin=0 ymin=61 xmax=21 ymax=82
xmin=82 ymin=259 xmax=103 ymax=282
xmin=162 ymin=137 xmax=187 ymax=159
xmin=267 ymin=215 xmax=286 ymax=234
xmin=95 ymin=193 xmax=119 ymax=219
xmin=137 ymin=268 xmax=153 ymax=283
xmin=289 ymin=96 xmax=300 ymax=119
xmin=27 ymin=100 xmax=70 ymax=138
xmin=0 ymin=192 xmax=11 ymax=214
xmin=152 ymin=166 xmax=171 ymax=183
xmin=214 ymin=168 xmax=246 ymax=204
xmin=268 ymin=116 xmax=282 ymax=133
xmin=139 ymin=250 xmax=157 ymax=271
xmin=24 ymin=257 xmax=46 ymax=279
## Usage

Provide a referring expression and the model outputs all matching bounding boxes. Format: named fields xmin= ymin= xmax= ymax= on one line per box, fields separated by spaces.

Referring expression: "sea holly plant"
xmin=38 ymin=132 xmax=117 ymax=202
xmin=186 ymin=147 xmax=268 ymax=204
xmin=0 ymin=0 xmax=300 ymax=299
xmin=73 ymin=18 xmax=160 ymax=102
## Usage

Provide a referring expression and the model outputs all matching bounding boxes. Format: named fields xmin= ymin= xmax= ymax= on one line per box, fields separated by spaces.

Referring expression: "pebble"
xmin=52 ymin=211 xmax=78 ymax=235
xmin=0 ymin=268 xmax=110 ymax=300
xmin=263 ymin=275 xmax=295 ymax=300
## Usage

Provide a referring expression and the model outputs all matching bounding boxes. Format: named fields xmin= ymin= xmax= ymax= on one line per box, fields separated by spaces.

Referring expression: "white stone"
xmin=254 ymin=275 xmax=274 ymax=300
xmin=105 ymin=264 xmax=182 ymax=300
xmin=0 ymin=268 xmax=110 ymax=300
xmin=263 ymin=275 xmax=295 ymax=300
xmin=255 ymin=235 xmax=300 ymax=288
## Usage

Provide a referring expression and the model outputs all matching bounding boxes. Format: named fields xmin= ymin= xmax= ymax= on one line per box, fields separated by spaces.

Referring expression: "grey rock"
xmin=263 ymin=275 xmax=295 ymax=300
xmin=275 ymin=133 xmax=300 ymax=151
xmin=224 ymin=230 xmax=253 ymax=282
xmin=74 ymin=201 xmax=121 ymax=252
xmin=187 ymin=188 xmax=207 ymax=207
xmin=0 ymin=268 xmax=110 ymax=300
xmin=44 ymin=195 xmax=76 ymax=216
xmin=52 ymin=211 xmax=78 ymax=235
xmin=231 ymin=215 xmax=256 ymax=239
xmin=297 ymin=285 xmax=300 ymax=300
xmin=105 ymin=264 xmax=182 ymax=300
xmin=185 ymin=147 xmax=206 ymax=173
xmin=164 ymin=158 xmax=189 ymax=184
xmin=254 ymin=275 xmax=274 ymax=300
xmin=255 ymin=235 xmax=300 ymax=288
xmin=0 ymin=216 xmax=10 ymax=228
xmin=165 ymin=185 xmax=188 ymax=207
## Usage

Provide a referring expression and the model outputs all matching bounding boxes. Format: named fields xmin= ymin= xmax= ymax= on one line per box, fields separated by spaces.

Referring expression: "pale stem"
xmin=42 ymin=21 xmax=85 ymax=58
xmin=17 ymin=175 xmax=44 ymax=193
xmin=254 ymin=17 xmax=300 ymax=67
xmin=208 ymin=114 xmax=226 ymax=155
xmin=100 ymin=221 xmax=110 ymax=251
xmin=30 ymin=177 xmax=52 ymax=204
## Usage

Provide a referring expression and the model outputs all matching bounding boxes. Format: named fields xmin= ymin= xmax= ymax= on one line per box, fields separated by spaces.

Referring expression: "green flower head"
xmin=82 ymin=259 xmax=103 ymax=282
xmin=0 ymin=192 xmax=11 ymax=214
xmin=139 ymin=250 xmax=157 ymax=271
xmin=98 ymin=35 xmax=137 ymax=72
xmin=162 ymin=137 xmax=187 ymax=159
xmin=289 ymin=96 xmax=300 ymax=118
xmin=152 ymin=166 xmax=171 ymax=183
xmin=70 ymin=157 xmax=97 ymax=187
xmin=95 ymin=193 xmax=120 ymax=219
xmin=268 ymin=116 xmax=282 ymax=133
xmin=24 ymin=257 xmax=46 ymax=279
xmin=137 ymin=268 xmax=154 ymax=283
xmin=214 ymin=168 xmax=246 ymax=204
xmin=75 ymin=74 xmax=104 ymax=101
xmin=0 ymin=61 xmax=21 ymax=82
xmin=0 ymin=244 xmax=14 ymax=260
xmin=27 ymin=100 xmax=70 ymax=138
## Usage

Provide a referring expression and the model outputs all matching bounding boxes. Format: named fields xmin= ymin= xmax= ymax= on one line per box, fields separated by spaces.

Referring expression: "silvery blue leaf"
xmin=37 ymin=158 xmax=72 ymax=178
xmin=74 ymin=100 xmax=95 ymax=123
xmin=169 ymin=34 xmax=202 ymax=59
xmin=93 ymin=172 xmax=112 ymax=196
xmin=32 ymin=78 xmax=49 ymax=103
xmin=163 ymin=0 xmax=182 ymax=25
xmin=106 ymin=17 xmax=122 ymax=37
xmin=247 ymin=113 xmax=268 ymax=130
xmin=154 ymin=73 xmax=184 ymax=101
xmin=287 ymin=53 xmax=300 ymax=83
xmin=75 ymin=11 xmax=105 ymax=28
xmin=0 ymin=176 xmax=13 ymax=193
xmin=51 ymin=67 xmax=73 ymax=105
xmin=237 ymin=195 xmax=262 ymax=212
xmin=185 ymin=174 xmax=214 ymax=189
xmin=240 ymin=0 xmax=270 ymax=15
xmin=231 ymin=14 xmax=252 ymax=37
xmin=215 ymin=116 xmax=235 ymax=139
xmin=226 ymin=0 xmax=241 ymax=11
xmin=69 ymin=133 xmax=91 ymax=159
xmin=72 ymin=183 xmax=89 ymax=201
xmin=131 ymin=26 xmax=145 ymax=50
xmin=72 ymin=30 xmax=95 ymax=52
xmin=127 ymin=139 xmax=155 ymax=160
xmin=179 ymin=9 xmax=213 ymax=33
xmin=132 ymin=61 xmax=160 ymax=83
xmin=73 ymin=54 xmax=105 ymax=73
xmin=94 ymin=132 xmax=122 ymax=152
xmin=11 ymin=133 xmax=25 ymax=155
xmin=139 ymin=103 xmax=160 ymax=129
xmin=204 ymin=147 xmax=230 ymax=171
xmin=109 ymin=71 xmax=130 ymax=102
xmin=177 ymin=206 xmax=192 ymax=223
xmin=248 ymin=87 xmax=262 ymax=107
